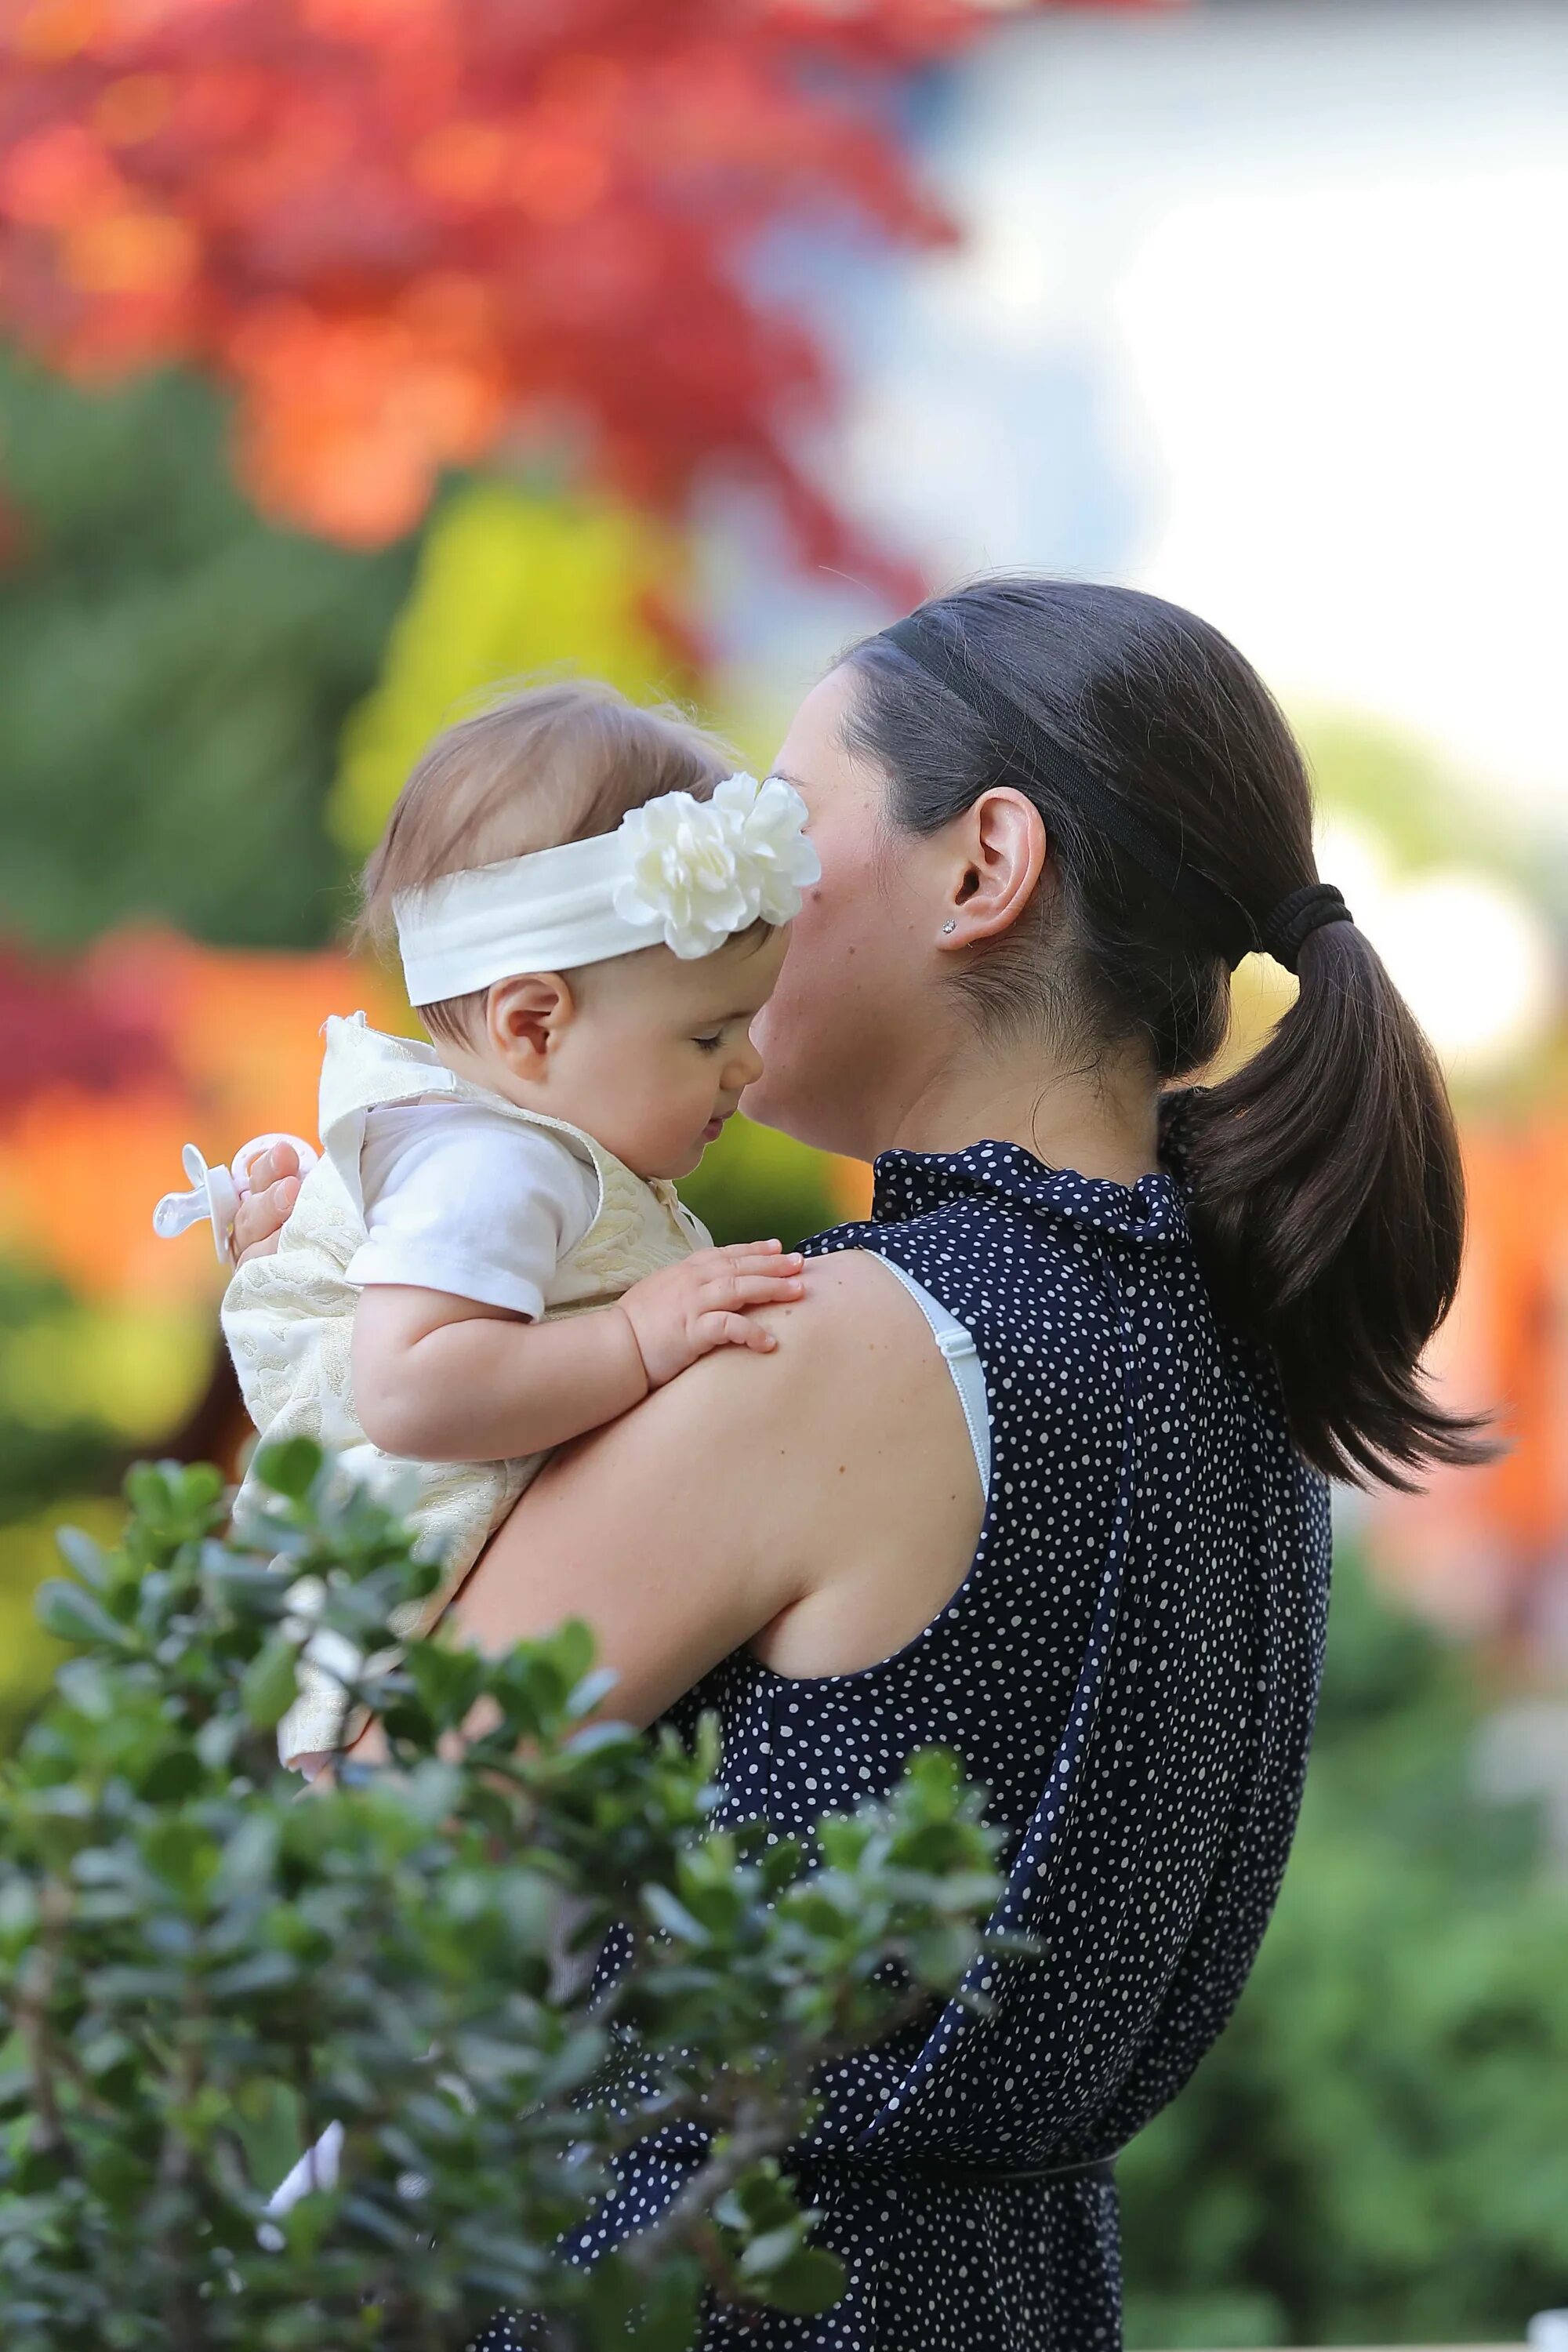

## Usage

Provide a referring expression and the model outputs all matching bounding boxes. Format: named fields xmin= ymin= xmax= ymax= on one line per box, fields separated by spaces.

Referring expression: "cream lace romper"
xmin=222 ymin=1013 xmax=708 ymax=1763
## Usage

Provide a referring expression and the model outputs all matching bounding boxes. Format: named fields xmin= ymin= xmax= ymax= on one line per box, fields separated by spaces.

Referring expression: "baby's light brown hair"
xmin=359 ymin=679 xmax=738 ymax=1045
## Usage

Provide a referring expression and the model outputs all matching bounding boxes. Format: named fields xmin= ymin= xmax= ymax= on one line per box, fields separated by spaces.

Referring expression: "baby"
xmin=154 ymin=681 xmax=818 ymax=1769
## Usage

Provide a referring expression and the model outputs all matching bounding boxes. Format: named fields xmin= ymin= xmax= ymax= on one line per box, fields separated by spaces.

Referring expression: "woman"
xmin=238 ymin=579 xmax=1482 ymax=2350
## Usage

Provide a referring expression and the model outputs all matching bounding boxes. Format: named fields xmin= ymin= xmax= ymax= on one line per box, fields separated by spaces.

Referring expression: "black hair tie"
xmin=1259 ymin=882 xmax=1354 ymax=974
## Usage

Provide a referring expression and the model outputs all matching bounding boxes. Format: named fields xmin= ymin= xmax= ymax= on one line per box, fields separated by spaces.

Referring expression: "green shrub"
xmin=1123 ymin=1551 xmax=1568 ymax=2348
xmin=0 ymin=1443 xmax=1001 ymax=2350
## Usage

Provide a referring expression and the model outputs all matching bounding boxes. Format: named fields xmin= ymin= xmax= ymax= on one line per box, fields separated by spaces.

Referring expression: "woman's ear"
xmin=485 ymin=973 xmax=575 ymax=1077
xmin=941 ymin=786 xmax=1048 ymax=950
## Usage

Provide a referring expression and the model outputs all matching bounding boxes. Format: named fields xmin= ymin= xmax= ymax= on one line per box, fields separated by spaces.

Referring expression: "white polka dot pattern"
xmin=469 ymin=1139 xmax=1330 ymax=2350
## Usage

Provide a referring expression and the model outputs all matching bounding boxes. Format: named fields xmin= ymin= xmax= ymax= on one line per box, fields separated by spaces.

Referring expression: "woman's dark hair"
xmin=844 ymin=577 xmax=1490 ymax=1490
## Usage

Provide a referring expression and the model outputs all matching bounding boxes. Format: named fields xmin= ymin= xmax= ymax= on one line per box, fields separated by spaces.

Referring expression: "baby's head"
xmin=359 ymin=681 xmax=804 ymax=1180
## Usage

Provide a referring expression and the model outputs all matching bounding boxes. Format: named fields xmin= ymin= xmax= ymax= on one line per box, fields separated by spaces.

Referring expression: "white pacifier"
xmin=152 ymin=1134 xmax=319 ymax=1262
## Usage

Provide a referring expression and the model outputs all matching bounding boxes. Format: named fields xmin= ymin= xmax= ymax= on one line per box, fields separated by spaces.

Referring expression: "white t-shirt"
xmin=343 ymin=1102 xmax=600 ymax=1321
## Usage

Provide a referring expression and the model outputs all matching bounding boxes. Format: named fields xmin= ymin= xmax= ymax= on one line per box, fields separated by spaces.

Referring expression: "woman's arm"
xmin=444 ymin=1251 xmax=985 ymax=1727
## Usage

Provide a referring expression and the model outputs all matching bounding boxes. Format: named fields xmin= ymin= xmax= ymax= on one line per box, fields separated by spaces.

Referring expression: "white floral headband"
xmin=394 ymin=772 xmax=819 ymax=1002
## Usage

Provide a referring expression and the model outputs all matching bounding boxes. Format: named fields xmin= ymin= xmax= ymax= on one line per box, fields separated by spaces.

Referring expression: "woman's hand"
xmin=232 ymin=1142 xmax=304 ymax=1262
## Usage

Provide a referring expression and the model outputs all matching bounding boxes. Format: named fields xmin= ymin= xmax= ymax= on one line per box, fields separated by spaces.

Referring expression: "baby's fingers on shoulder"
xmin=708 ymin=1269 xmax=804 ymax=1308
xmin=700 ymin=1310 xmax=778 ymax=1354
xmin=723 ymin=1246 xmax=802 ymax=1280
xmin=673 ymin=1246 xmax=729 ymax=1278
xmin=687 ymin=1240 xmax=778 ymax=1272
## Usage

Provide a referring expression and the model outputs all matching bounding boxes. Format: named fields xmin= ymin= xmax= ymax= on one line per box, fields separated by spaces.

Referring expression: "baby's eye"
xmin=692 ymin=1033 xmax=724 ymax=1054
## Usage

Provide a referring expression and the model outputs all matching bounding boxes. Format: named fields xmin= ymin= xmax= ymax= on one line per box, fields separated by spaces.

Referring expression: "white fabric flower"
xmin=612 ymin=791 xmax=752 ymax=960
xmin=713 ymin=771 xmax=822 ymax=926
xmin=612 ymin=773 xmax=819 ymax=960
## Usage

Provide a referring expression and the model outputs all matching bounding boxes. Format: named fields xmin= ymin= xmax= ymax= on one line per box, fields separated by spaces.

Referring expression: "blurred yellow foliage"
xmin=0 ymin=1496 xmax=124 ymax=1738
xmin=329 ymin=483 xmax=693 ymax=856
xmin=1203 ymin=952 xmax=1297 ymax=1085
xmin=0 ymin=1299 xmax=209 ymax=1439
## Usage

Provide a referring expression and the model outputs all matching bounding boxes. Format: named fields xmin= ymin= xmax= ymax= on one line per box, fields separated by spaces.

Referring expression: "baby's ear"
xmin=487 ymin=972 xmax=575 ymax=1073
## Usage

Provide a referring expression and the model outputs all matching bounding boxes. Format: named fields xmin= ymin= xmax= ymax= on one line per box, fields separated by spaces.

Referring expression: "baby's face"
xmin=545 ymin=924 xmax=791 ymax=1180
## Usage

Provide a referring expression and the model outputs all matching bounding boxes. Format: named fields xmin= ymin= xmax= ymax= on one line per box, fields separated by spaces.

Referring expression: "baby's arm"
xmin=351 ymin=1242 xmax=804 ymax=1464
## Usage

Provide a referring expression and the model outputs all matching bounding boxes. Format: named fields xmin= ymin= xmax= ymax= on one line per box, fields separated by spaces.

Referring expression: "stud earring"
xmin=942 ymin=919 xmax=957 ymax=935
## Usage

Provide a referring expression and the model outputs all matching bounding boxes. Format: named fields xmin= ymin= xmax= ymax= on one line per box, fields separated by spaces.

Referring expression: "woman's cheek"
xmin=745 ymin=947 xmax=833 ymax=1125
xmin=746 ymin=958 xmax=864 ymax=1143
xmin=754 ymin=890 xmax=847 ymax=1054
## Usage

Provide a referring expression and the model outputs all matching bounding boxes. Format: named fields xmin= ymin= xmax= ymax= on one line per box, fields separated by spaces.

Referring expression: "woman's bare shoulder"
xmin=651 ymin=1244 xmax=960 ymax=1443
xmin=449 ymin=1247 xmax=982 ymax=1715
xmin=587 ymin=1245 xmax=982 ymax=1679
xmin=554 ymin=1246 xmax=946 ymax=1476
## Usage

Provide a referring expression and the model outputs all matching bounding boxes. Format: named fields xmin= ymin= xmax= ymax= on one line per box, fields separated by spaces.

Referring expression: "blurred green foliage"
xmin=681 ymin=1114 xmax=847 ymax=1254
xmin=0 ymin=1446 xmax=1000 ymax=2347
xmin=0 ymin=353 xmax=414 ymax=951
xmin=1302 ymin=706 xmax=1568 ymax=956
xmin=1123 ymin=1546 xmax=1568 ymax=2349
xmin=1300 ymin=712 xmax=1495 ymax=873
xmin=0 ymin=348 xmax=416 ymax=1675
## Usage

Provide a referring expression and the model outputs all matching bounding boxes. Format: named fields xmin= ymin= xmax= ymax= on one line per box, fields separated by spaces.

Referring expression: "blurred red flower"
xmin=0 ymin=0 xmax=1146 ymax=568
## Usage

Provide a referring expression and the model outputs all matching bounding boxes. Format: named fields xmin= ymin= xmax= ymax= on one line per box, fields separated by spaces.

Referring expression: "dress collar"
xmin=869 ymin=1137 xmax=1189 ymax=1248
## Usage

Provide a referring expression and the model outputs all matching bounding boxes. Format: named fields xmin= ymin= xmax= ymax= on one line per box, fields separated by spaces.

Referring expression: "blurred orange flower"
xmin=1367 ymin=1118 xmax=1568 ymax=1656
xmin=0 ymin=927 xmax=404 ymax=1304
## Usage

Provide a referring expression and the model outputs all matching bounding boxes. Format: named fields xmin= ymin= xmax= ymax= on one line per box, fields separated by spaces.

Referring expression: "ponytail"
xmin=1163 ymin=919 xmax=1487 ymax=1486
xmin=845 ymin=576 xmax=1492 ymax=1489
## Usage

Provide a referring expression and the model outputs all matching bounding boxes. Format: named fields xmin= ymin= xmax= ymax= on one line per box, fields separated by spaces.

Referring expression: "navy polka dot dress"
xmin=472 ymin=1139 xmax=1330 ymax=2351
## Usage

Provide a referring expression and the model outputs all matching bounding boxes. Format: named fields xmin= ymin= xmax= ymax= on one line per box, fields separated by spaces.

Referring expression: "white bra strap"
xmin=866 ymin=1254 xmax=991 ymax=1503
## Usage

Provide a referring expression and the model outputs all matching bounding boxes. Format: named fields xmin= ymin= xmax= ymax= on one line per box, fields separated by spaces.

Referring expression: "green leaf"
xmin=205 ymin=1949 xmax=299 ymax=1999
xmin=140 ymin=1817 xmax=218 ymax=1898
xmin=641 ymin=1884 xmax=709 ymax=1944
xmin=124 ymin=1462 xmax=175 ymax=1520
xmin=53 ymin=1524 xmax=110 ymax=1588
xmin=0 ymin=1881 xmax=39 ymax=1945
xmin=229 ymin=2079 xmax=304 ymax=2204
xmin=758 ymin=2245 xmax=845 ymax=2315
xmin=179 ymin=1462 xmax=226 ymax=1513
xmin=241 ymin=1634 xmax=300 ymax=1728
xmin=550 ymin=1617 xmax=597 ymax=1687
xmin=252 ymin=1436 xmax=325 ymax=1501
xmin=564 ymin=1665 xmax=621 ymax=1721
xmin=739 ymin=2220 xmax=808 ymax=2277
xmin=140 ymin=1748 xmax=205 ymax=1803
xmin=629 ymin=2283 xmax=702 ymax=2350
xmin=33 ymin=1577 xmax=126 ymax=1651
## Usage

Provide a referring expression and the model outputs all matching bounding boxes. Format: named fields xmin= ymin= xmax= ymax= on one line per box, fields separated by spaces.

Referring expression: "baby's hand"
xmin=619 ymin=1241 xmax=805 ymax=1389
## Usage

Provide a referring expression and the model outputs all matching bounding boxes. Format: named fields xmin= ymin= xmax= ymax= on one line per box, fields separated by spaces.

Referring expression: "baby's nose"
xmin=728 ymin=1033 xmax=765 ymax=1087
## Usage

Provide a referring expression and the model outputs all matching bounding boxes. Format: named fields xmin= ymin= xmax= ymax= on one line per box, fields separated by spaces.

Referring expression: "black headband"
xmin=880 ymin=612 xmax=1261 ymax=969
